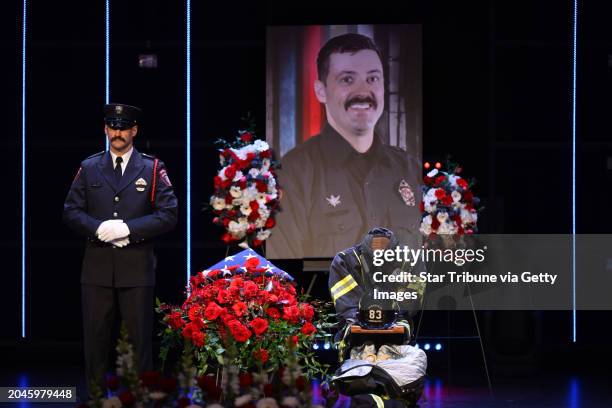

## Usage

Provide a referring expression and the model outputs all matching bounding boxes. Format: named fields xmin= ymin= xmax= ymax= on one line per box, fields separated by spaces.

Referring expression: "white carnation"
xmin=230 ymin=186 xmax=243 ymax=198
xmin=280 ymin=396 xmax=300 ymax=408
xmin=436 ymin=212 xmax=449 ymax=223
xmin=256 ymin=398 xmax=279 ymax=408
xmin=211 ymin=197 xmax=226 ymax=211
xmin=249 ymin=168 xmax=260 ymax=178
xmin=149 ymin=391 xmax=167 ymax=401
xmin=233 ymin=171 xmax=244 ymax=182
xmin=253 ymin=140 xmax=269 ymax=152
xmin=228 ymin=220 xmax=248 ymax=238
xmin=234 ymin=394 xmax=252 ymax=407
xmin=448 ymin=175 xmax=459 ymax=187
xmin=240 ymin=204 xmax=252 ymax=216
xmin=256 ymin=230 xmax=271 ymax=241
xmin=427 ymin=168 xmax=438 ymax=177
xmin=451 ymin=190 xmax=462 ymax=202
xmin=102 ymin=397 xmax=122 ymax=408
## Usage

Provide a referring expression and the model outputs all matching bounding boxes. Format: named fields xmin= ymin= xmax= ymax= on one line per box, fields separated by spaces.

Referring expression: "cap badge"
xmin=325 ymin=194 xmax=341 ymax=208
xmin=115 ymin=105 xmax=123 ymax=114
xmin=135 ymin=177 xmax=147 ymax=192
xmin=398 ymin=180 xmax=416 ymax=206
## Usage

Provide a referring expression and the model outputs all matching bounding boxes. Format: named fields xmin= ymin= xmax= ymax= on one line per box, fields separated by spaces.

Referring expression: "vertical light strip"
xmin=186 ymin=0 xmax=192 ymax=289
xmin=571 ymin=0 xmax=578 ymax=343
xmin=21 ymin=0 xmax=28 ymax=339
xmin=105 ymin=0 xmax=110 ymax=149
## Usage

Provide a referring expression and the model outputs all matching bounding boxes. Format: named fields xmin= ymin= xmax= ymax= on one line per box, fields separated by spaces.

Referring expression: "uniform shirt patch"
xmin=398 ymin=179 xmax=416 ymax=206
xmin=159 ymin=169 xmax=172 ymax=187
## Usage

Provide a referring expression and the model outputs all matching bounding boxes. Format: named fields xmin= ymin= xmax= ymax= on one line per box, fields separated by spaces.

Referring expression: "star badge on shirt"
xmin=398 ymin=180 xmax=416 ymax=206
xmin=326 ymin=194 xmax=341 ymax=208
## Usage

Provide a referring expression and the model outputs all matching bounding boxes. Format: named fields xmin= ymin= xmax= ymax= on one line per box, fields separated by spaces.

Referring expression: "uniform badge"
xmin=325 ymin=194 xmax=341 ymax=208
xmin=135 ymin=177 xmax=147 ymax=192
xmin=159 ymin=169 xmax=172 ymax=187
xmin=398 ymin=180 xmax=416 ymax=206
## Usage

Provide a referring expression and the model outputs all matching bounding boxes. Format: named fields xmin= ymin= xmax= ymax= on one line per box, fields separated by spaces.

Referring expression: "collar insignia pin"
xmin=326 ymin=194 xmax=341 ymax=208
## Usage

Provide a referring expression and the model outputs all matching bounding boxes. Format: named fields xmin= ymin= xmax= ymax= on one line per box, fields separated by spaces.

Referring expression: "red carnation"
xmin=283 ymin=305 xmax=300 ymax=324
xmin=265 ymin=217 xmax=275 ymax=229
xmin=295 ymin=376 xmax=307 ymax=391
xmin=239 ymin=372 xmax=253 ymax=388
xmin=290 ymin=335 xmax=299 ymax=347
xmin=232 ymin=301 xmax=248 ymax=317
xmin=260 ymin=149 xmax=272 ymax=158
xmin=249 ymin=200 xmax=259 ymax=211
xmin=431 ymin=217 xmax=441 ymax=230
xmin=227 ymin=320 xmax=252 ymax=342
xmin=266 ymin=307 xmax=281 ymax=319
xmin=204 ymin=302 xmax=224 ymax=321
xmin=441 ymin=196 xmax=453 ymax=206
xmin=191 ymin=330 xmax=206 ymax=347
xmin=435 ymin=189 xmax=446 ymax=200
xmin=221 ymin=232 xmax=235 ymax=244
xmin=140 ymin=371 xmax=161 ymax=388
xmin=301 ymin=322 xmax=316 ymax=336
xmin=214 ymin=176 xmax=223 ymax=189
xmin=106 ymin=375 xmax=119 ymax=391
xmin=457 ymin=178 xmax=468 ymax=189
xmin=299 ymin=303 xmax=315 ymax=321
xmin=182 ymin=322 xmax=200 ymax=341
xmin=118 ymin=391 xmax=135 ymax=406
xmin=253 ymin=348 xmax=269 ymax=363
xmin=197 ymin=375 xmax=217 ymax=395
xmin=224 ymin=165 xmax=237 ymax=180
xmin=166 ymin=311 xmax=184 ymax=330
xmin=240 ymin=132 xmax=253 ymax=142
xmin=255 ymin=180 xmax=267 ymax=193
xmin=159 ymin=377 xmax=178 ymax=393
xmin=423 ymin=176 xmax=433 ymax=185
xmin=463 ymin=191 xmax=474 ymax=202
xmin=250 ymin=317 xmax=269 ymax=336
xmin=177 ymin=397 xmax=191 ymax=408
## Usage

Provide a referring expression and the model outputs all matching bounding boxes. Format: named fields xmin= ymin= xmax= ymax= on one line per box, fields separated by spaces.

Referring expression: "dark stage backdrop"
xmin=2 ymin=0 xmax=612 ymax=357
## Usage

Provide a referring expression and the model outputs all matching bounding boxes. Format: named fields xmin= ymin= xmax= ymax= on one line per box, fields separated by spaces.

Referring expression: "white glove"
xmin=97 ymin=220 xmax=130 ymax=242
xmin=96 ymin=219 xmax=123 ymax=239
xmin=110 ymin=237 xmax=130 ymax=248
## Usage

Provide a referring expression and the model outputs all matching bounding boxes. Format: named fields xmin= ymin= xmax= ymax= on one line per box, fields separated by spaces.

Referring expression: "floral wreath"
xmin=419 ymin=161 xmax=481 ymax=237
xmin=210 ymin=128 xmax=279 ymax=247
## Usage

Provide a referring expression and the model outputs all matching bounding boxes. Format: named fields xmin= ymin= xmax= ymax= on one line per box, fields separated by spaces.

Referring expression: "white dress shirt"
xmin=110 ymin=147 xmax=134 ymax=175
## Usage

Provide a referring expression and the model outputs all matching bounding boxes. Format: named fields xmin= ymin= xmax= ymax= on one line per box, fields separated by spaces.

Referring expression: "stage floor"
xmin=1 ymin=364 xmax=610 ymax=407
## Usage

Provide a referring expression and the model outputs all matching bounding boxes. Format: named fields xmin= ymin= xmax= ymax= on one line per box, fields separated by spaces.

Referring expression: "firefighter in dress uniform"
xmin=63 ymin=103 xmax=178 ymax=394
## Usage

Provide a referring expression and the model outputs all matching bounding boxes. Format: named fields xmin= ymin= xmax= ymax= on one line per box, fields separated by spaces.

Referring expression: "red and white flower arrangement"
xmin=419 ymin=164 xmax=481 ymax=237
xmin=210 ymin=130 xmax=279 ymax=247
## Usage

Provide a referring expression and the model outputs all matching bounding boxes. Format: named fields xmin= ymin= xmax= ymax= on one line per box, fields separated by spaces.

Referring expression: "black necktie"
xmin=114 ymin=156 xmax=123 ymax=184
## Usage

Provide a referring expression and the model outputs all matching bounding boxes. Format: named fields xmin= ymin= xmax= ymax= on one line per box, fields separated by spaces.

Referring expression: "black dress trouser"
xmin=81 ymin=285 xmax=154 ymax=393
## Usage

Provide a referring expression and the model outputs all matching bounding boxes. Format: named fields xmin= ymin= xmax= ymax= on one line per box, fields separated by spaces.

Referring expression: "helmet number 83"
xmin=368 ymin=309 xmax=383 ymax=320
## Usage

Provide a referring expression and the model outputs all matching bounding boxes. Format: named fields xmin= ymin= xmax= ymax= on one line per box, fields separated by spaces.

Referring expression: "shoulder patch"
xmin=86 ymin=151 xmax=105 ymax=159
xmin=142 ymin=153 xmax=156 ymax=160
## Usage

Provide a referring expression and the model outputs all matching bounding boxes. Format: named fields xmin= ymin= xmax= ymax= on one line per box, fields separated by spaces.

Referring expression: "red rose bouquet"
xmin=157 ymin=250 xmax=329 ymax=378
xmin=210 ymin=126 xmax=279 ymax=247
